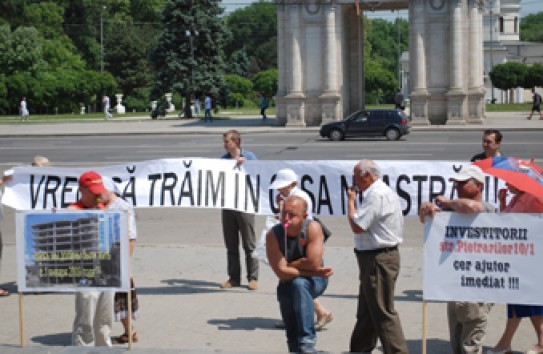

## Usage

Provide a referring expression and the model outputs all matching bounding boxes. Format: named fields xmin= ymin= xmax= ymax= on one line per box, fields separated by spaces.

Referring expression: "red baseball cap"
xmin=79 ymin=171 xmax=107 ymax=195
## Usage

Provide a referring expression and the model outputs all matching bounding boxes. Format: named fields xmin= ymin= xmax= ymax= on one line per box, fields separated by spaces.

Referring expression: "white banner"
xmin=424 ymin=212 xmax=543 ymax=305
xmin=2 ymin=158 xmax=504 ymax=216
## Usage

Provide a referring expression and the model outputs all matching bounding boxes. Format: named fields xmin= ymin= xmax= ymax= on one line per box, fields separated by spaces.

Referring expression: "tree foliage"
xmin=520 ymin=12 xmax=543 ymax=42
xmin=526 ymin=63 xmax=543 ymax=89
xmin=364 ymin=17 xmax=408 ymax=104
xmin=224 ymin=1 xmax=277 ymax=77
xmin=149 ymin=0 xmax=227 ymax=108
xmin=489 ymin=62 xmax=528 ymax=90
xmin=252 ymin=69 xmax=278 ymax=98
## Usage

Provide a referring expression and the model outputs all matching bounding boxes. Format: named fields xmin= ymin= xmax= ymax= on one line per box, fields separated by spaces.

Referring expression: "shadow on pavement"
xmin=407 ymin=338 xmax=451 ymax=354
xmin=208 ymin=317 xmax=279 ymax=331
xmin=171 ymin=117 xmax=277 ymax=128
xmin=31 ymin=332 xmax=71 ymax=346
xmin=135 ymin=278 xmax=226 ymax=295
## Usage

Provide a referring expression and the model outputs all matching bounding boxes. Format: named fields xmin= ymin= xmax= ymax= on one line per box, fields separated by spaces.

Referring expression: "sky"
xmin=220 ymin=0 xmax=541 ymax=19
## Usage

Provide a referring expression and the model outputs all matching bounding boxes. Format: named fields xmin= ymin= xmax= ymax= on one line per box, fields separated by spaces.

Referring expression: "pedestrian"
xmin=487 ymin=183 xmax=543 ymax=354
xmin=269 ymin=168 xmax=333 ymax=331
xmin=20 ymin=96 xmax=29 ymax=122
xmin=219 ymin=130 xmax=258 ymax=290
xmin=266 ymin=195 xmax=333 ymax=354
xmin=103 ymin=95 xmax=112 ymax=120
xmin=394 ymin=88 xmax=405 ymax=110
xmin=347 ymin=159 xmax=409 ymax=354
xmin=527 ymin=88 xmax=543 ymax=120
xmin=204 ymin=94 xmax=213 ymax=123
xmin=260 ymin=93 xmax=268 ymax=120
xmin=419 ymin=165 xmax=495 ymax=354
xmin=194 ymin=97 xmax=201 ymax=118
xmin=471 ymin=129 xmax=503 ymax=162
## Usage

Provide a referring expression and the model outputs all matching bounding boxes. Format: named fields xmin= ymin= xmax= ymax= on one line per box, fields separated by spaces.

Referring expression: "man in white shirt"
xmin=347 ymin=159 xmax=408 ymax=354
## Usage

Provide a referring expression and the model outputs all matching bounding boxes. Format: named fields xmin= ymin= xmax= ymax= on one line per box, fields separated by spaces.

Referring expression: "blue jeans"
xmin=205 ymin=109 xmax=212 ymax=122
xmin=277 ymin=276 xmax=328 ymax=353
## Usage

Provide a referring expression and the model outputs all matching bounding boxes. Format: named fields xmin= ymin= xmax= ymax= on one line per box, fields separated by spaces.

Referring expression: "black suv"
xmin=319 ymin=109 xmax=411 ymax=141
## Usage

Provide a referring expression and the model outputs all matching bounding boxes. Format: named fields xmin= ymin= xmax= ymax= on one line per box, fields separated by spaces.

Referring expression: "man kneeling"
xmin=266 ymin=196 xmax=333 ymax=353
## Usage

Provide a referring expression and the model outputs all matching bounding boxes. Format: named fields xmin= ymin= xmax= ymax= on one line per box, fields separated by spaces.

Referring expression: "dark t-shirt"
xmin=470 ymin=152 xmax=487 ymax=162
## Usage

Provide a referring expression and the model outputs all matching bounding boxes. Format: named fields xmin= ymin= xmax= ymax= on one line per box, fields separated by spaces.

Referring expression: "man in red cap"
xmin=69 ymin=171 xmax=112 ymax=347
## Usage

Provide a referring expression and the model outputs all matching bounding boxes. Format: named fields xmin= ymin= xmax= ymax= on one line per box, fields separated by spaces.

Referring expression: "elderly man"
xmin=471 ymin=129 xmax=503 ymax=162
xmin=347 ymin=160 xmax=408 ymax=354
xmin=419 ymin=165 xmax=495 ymax=354
xmin=266 ymin=196 xmax=333 ymax=354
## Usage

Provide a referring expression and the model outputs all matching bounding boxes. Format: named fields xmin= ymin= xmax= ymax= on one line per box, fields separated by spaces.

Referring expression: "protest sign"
xmin=424 ymin=212 xmax=543 ymax=305
xmin=16 ymin=210 xmax=130 ymax=292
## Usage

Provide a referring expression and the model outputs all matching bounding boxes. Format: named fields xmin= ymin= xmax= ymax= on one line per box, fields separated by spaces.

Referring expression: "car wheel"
xmin=385 ymin=128 xmax=400 ymax=141
xmin=329 ymin=129 xmax=344 ymax=141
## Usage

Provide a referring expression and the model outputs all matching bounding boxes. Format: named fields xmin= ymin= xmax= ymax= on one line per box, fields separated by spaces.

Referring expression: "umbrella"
xmin=473 ymin=156 xmax=543 ymax=198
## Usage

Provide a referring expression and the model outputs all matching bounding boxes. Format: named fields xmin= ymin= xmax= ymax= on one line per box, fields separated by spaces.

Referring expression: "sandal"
xmin=0 ymin=288 xmax=10 ymax=297
xmin=112 ymin=331 xmax=138 ymax=344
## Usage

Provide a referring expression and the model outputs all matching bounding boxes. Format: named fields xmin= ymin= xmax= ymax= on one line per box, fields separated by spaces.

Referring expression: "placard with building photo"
xmin=16 ymin=210 xmax=130 ymax=292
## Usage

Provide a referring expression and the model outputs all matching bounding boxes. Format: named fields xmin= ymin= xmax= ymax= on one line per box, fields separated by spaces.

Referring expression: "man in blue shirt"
xmin=220 ymin=130 xmax=259 ymax=290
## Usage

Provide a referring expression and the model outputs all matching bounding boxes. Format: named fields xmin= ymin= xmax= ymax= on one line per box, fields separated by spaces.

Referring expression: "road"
xmin=1 ymin=131 xmax=542 ymax=165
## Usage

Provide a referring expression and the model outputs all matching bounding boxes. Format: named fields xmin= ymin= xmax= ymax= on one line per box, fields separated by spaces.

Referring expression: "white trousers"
xmin=72 ymin=291 xmax=114 ymax=346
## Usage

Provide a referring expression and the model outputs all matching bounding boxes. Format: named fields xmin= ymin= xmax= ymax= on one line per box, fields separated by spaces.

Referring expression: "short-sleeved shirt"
xmin=352 ymin=179 xmax=404 ymax=250
xmin=221 ymin=149 xmax=257 ymax=161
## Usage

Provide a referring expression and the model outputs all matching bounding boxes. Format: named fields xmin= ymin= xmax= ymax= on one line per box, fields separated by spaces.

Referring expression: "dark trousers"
xmin=350 ymin=248 xmax=408 ymax=354
xmin=221 ymin=209 xmax=258 ymax=282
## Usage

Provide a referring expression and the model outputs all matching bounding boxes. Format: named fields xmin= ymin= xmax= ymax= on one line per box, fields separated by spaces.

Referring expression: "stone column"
xmin=446 ymin=0 xmax=467 ymax=124
xmin=409 ymin=0 xmax=429 ymax=125
xmin=467 ymin=0 xmax=485 ymax=123
xmin=275 ymin=4 xmax=287 ymax=126
xmin=289 ymin=5 xmax=303 ymax=96
xmin=285 ymin=4 xmax=305 ymax=126
xmin=320 ymin=2 xmax=340 ymax=124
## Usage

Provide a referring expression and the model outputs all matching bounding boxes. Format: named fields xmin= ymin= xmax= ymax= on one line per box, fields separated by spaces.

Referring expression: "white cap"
xmin=449 ymin=165 xmax=485 ymax=184
xmin=269 ymin=168 xmax=298 ymax=190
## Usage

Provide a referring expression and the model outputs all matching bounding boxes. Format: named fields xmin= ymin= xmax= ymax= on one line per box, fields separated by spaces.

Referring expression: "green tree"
xmin=252 ymin=69 xmax=277 ymax=98
xmin=489 ymin=62 xmax=528 ymax=91
xmin=225 ymin=74 xmax=253 ymax=107
xmin=227 ymin=49 xmax=251 ymax=77
xmin=364 ymin=16 xmax=408 ymax=103
xmin=224 ymin=0 xmax=277 ymax=76
xmin=105 ymin=21 xmax=155 ymax=98
xmin=520 ymin=12 xmax=543 ymax=42
xmin=526 ymin=63 xmax=543 ymax=89
xmin=149 ymin=0 xmax=226 ymax=118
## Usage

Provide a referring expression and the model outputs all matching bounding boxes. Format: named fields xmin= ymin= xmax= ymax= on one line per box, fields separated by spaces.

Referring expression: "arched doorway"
xmin=275 ymin=0 xmax=485 ymax=126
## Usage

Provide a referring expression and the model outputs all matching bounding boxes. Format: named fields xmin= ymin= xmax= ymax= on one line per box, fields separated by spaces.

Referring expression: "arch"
xmin=275 ymin=0 xmax=486 ymax=126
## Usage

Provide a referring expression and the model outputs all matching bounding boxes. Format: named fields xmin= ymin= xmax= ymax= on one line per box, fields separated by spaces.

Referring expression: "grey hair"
xmin=356 ymin=159 xmax=381 ymax=179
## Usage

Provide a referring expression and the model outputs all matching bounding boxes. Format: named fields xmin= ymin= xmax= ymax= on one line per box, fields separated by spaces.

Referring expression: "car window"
xmin=369 ymin=111 xmax=384 ymax=121
xmin=352 ymin=112 xmax=368 ymax=122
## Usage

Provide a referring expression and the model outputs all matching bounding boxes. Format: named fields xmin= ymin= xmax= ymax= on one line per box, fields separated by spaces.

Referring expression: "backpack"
xmin=535 ymin=93 xmax=542 ymax=105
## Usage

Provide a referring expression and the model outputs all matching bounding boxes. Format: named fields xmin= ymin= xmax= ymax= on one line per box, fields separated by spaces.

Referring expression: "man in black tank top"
xmin=266 ymin=196 xmax=333 ymax=354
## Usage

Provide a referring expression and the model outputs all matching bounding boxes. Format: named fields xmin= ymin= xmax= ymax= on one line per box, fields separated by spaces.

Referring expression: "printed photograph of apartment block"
xmin=16 ymin=211 xmax=129 ymax=292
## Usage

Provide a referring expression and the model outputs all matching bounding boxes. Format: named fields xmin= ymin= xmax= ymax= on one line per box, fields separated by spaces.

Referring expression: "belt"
xmin=354 ymin=245 xmax=398 ymax=254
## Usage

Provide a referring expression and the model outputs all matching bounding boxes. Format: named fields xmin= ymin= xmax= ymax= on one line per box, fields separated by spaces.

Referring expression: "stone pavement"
xmin=0 ymin=111 xmax=542 ymax=138
xmin=0 ymin=210 xmax=538 ymax=354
